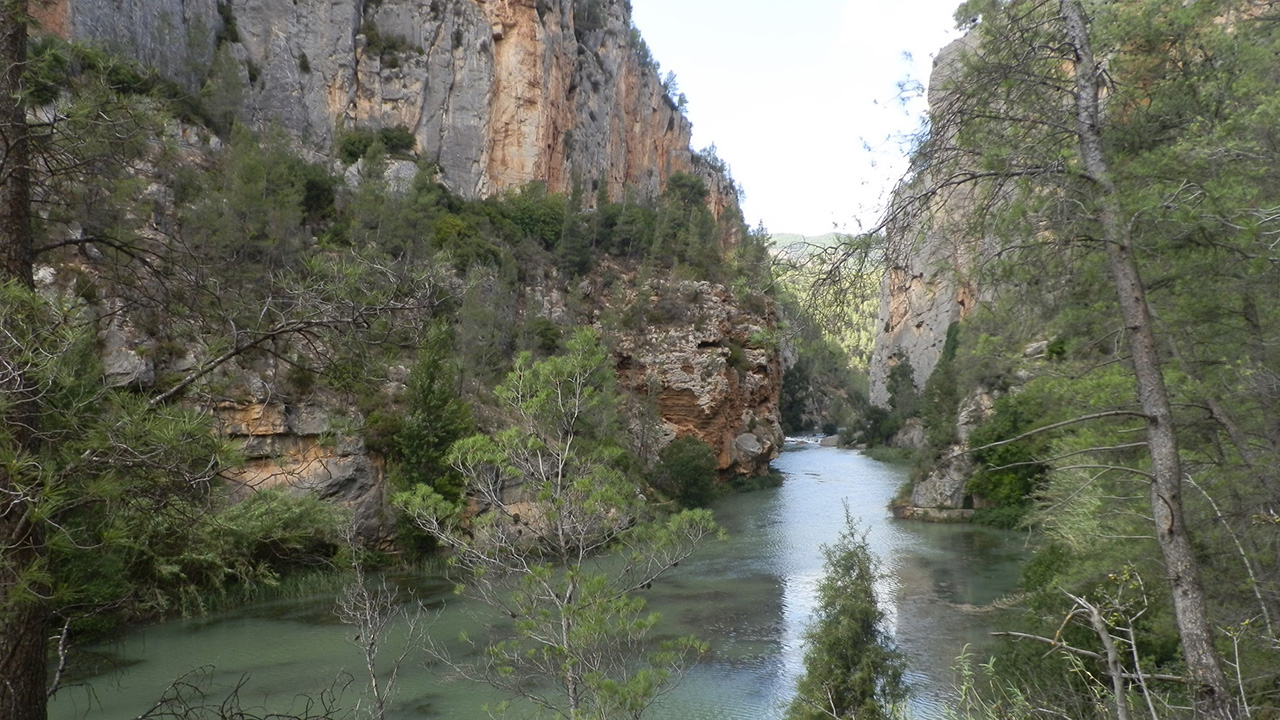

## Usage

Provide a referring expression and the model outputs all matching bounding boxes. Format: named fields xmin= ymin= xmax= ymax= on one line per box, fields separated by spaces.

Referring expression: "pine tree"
xmin=788 ymin=515 xmax=906 ymax=720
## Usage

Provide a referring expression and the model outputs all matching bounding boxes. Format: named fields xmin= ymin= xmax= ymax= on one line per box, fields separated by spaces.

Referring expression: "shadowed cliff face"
xmin=869 ymin=36 xmax=982 ymax=407
xmin=33 ymin=0 xmax=736 ymax=226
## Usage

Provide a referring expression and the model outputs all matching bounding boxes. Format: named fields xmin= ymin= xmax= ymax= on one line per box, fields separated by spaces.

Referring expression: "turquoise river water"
xmin=50 ymin=442 xmax=1027 ymax=719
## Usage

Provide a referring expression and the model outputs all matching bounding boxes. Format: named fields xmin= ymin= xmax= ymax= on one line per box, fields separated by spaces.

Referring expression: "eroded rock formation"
xmin=215 ymin=401 xmax=385 ymax=536
xmin=609 ymin=279 xmax=783 ymax=478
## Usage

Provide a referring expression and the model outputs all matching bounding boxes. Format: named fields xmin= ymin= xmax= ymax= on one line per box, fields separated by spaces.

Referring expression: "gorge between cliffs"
xmin=4 ymin=0 xmax=1280 ymax=718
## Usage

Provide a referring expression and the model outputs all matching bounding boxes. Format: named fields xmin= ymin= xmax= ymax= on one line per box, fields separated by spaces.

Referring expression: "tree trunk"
xmin=1 ymin=0 xmax=33 ymax=287
xmin=1060 ymin=2 xmax=1236 ymax=717
xmin=1 ymin=2 xmax=50 ymax=719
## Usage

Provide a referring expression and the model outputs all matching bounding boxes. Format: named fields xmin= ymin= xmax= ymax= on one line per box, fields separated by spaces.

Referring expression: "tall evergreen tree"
xmin=833 ymin=0 xmax=1280 ymax=715
xmin=788 ymin=516 xmax=906 ymax=720
xmin=0 ymin=3 xmax=48 ymax=717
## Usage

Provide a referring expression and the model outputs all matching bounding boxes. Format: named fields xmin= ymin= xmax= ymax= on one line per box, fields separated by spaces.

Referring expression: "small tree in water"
xmin=788 ymin=513 xmax=907 ymax=720
xmin=398 ymin=328 xmax=719 ymax=719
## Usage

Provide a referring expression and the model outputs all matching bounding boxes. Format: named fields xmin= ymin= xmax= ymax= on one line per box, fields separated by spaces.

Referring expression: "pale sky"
xmin=629 ymin=0 xmax=963 ymax=236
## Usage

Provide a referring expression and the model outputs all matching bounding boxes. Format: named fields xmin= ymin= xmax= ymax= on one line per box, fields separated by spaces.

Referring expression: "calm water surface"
xmin=50 ymin=443 xmax=1026 ymax=719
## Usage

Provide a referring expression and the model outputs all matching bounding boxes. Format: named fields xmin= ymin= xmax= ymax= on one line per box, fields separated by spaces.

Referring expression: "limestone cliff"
xmin=30 ymin=0 xmax=770 ymax=540
xmin=34 ymin=0 xmax=738 ymax=231
xmin=525 ymin=265 xmax=783 ymax=478
xmin=869 ymin=36 xmax=982 ymax=407
xmin=607 ymin=278 xmax=782 ymax=478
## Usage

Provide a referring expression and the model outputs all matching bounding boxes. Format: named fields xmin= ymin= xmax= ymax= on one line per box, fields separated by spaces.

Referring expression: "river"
xmin=50 ymin=443 xmax=1026 ymax=720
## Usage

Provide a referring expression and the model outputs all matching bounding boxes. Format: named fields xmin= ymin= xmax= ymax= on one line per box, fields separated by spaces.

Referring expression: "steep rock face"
xmin=35 ymin=0 xmax=735 ymax=222
xmin=33 ymin=0 xmax=219 ymax=93
xmin=869 ymin=37 xmax=981 ymax=406
xmin=215 ymin=401 xmax=385 ymax=538
xmin=604 ymin=278 xmax=783 ymax=477
xmin=905 ymin=388 xmax=993 ymax=511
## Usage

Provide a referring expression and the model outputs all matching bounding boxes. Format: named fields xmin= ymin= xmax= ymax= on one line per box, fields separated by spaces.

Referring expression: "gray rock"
xmin=55 ymin=0 xmax=218 ymax=93
xmin=890 ymin=418 xmax=925 ymax=449
xmin=734 ymin=432 xmax=763 ymax=458
xmin=869 ymin=35 xmax=985 ymax=407
xmin=956 ymin=389 xmax=993 ymax=443
xmin=287 ymin=404 xmax=330 ymax=436
xmin=100 ymin=318 xmax=155 ymax=389
xmin=911 ymin=445 xmax=972 ymax=509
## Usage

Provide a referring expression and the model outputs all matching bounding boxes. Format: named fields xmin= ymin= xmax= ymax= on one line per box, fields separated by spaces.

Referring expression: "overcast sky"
xmin=629 ymin=0 xmax=962 ymax=236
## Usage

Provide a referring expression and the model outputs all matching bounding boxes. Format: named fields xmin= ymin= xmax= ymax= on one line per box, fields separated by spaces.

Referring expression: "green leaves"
xmin=400 ymin=328 xmax=718 ymax=718
xmin=788 ymin=515 xmax=906 ymax=720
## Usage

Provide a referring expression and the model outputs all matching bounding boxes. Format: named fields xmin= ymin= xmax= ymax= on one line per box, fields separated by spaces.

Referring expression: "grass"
xmin=861 ymin=446 xmax=917 ymax=465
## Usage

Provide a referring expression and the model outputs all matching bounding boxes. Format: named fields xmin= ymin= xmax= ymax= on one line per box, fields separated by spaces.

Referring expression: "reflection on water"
xmin=50 ymin=444 xmax=1025 ymax=720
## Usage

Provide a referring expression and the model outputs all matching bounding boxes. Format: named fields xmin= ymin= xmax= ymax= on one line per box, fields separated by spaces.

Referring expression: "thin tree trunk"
xmin=1 ymin=0 xmax=32 ymax=287
xmin=1060 ymin=2 xmax=1235 ymax=717
xmin=1 ymin=3 xmax=49 ymax=719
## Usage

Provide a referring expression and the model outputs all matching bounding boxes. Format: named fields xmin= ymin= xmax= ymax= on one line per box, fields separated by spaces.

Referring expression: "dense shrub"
xmin=788 ymin=518 xmax=906 ymax=720
xmin=652 ymin=436 xmax=719 ymax=508
xmin=337 ymin=125 xmax=417 ymax=163
xmin=965 ymin=393 xmax=1050 ymax=524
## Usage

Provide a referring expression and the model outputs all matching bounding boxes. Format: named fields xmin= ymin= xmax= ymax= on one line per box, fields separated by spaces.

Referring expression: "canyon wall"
xmin=31 ymin=0 xmax=769 ymax=536
xmin=869 ymin=37 xmax=982 ymax=407
xmin=34 ymin=0 xmax=736 ymax=229
xmin=609 ymin=279 xmax=783 ymax=478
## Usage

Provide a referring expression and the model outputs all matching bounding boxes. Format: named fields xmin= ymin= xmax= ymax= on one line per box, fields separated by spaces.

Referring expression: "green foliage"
xmin=3 ymin=286 xmax=346 ymax=636
xmin=557 ymin=176 xmax=593 ymax=276
xmin=203 ymin=46 xmax=245 ymax=135
xmin=781 ymin=357 xmax=815 ymax=434
xmin=629 ymin=23 xmax=658 ymax=73
xmin=885 ymin=358 xmax=918 ymax=420
xmin=773 ymin=273 xmax=870 ymax=437
xmin=525 ymin=315 xmax=563 ymax=355
xmin=855 ymin=357 xmax=918 ymax=448
xmin=890 ymin=0 xmax=1280 ymax=713
xmin=203 ymin=490 xmax=345 ymax=578
xmin=337 ymin=125 xmax=416 ymax=163
xmin=22 ymin=35 xmax=179 ymax=105
xmin=381 ymin=325 xmax=474 ymax=519
xmin=215 ymin=1 xmax=240 ymax=45
xmin=965 ymin=393 xmax=1051 ymax=522
xmin=183 ymin=124 xmax=327 ymax=280
xmin=858 ymin=405 xmax=899 ymax=447
xmin=730 ymin=468 xmax=785 ymax=492
xmin=652 ymin=436 xmax=719 ymax=508
xmin=652 ymin=172 xmax=722 ymax=279
xmin=918 ymin=326 xmax=964 ymax=453
xmin=397 ymin=329 xmax=720 ymax=717
xmin=788 ymin=515 xmax=907 ymax=720
xmin=499 ymin=182 xmax=566 ymax=249
xmin=572 ymin=0 xmax=606 ymax=40
xmin=360 ymin=20 xmax=419 ymax=66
